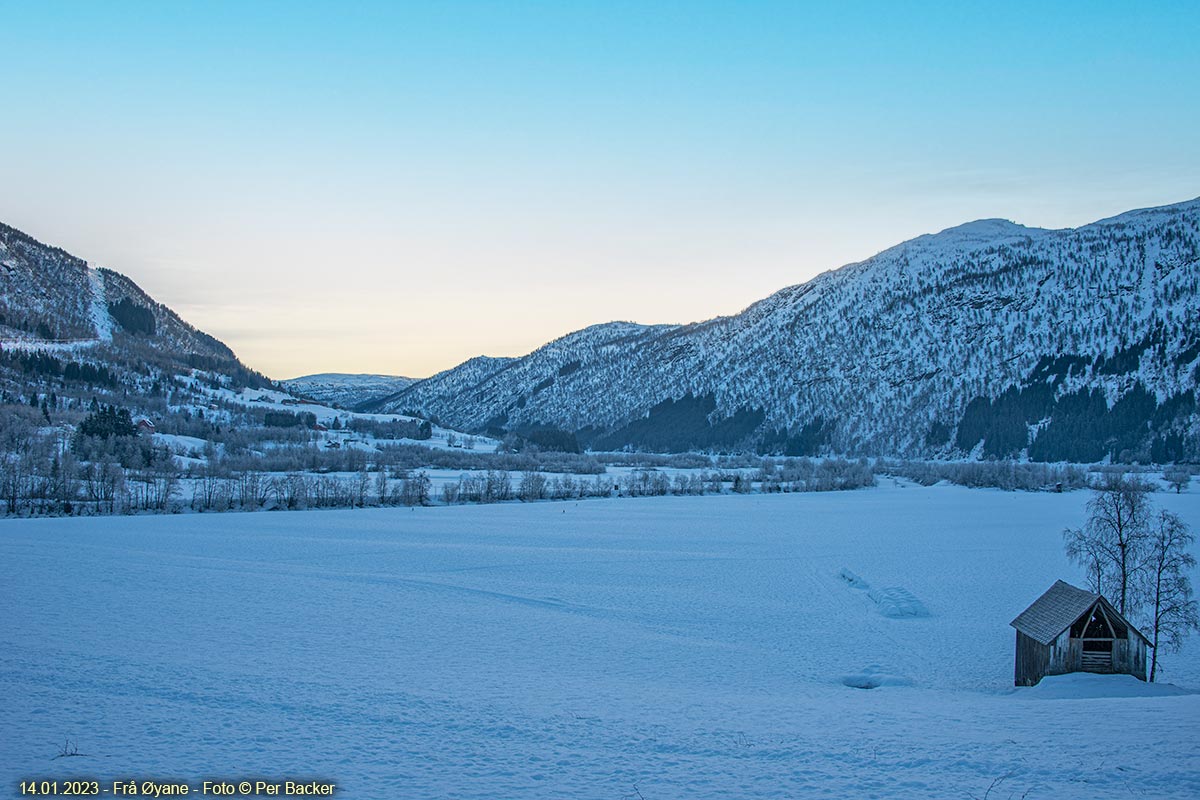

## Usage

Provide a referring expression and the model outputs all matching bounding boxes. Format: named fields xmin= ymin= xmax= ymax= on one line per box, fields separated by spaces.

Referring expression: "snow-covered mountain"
xmin=282 ymin=373 xmax=417 ymax=409
xmin=0 ymin=221 xmax=266 ymax=388
xmin=369 ymin=198 xmax=1200 ymax=461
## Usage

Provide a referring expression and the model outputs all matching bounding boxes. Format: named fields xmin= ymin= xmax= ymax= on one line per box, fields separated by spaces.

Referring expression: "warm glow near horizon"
xmin=2 ymin=2 xmax=1198 ymax=379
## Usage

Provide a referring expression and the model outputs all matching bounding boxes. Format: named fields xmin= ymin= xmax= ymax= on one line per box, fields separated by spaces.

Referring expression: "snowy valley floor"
xmin=2 ymin=484 xmax=1199 ymax=799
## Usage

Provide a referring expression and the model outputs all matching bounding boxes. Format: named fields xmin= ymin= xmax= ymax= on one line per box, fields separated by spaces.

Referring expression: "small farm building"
xmin=1010 ymin=580 xmax=1149 ymax=686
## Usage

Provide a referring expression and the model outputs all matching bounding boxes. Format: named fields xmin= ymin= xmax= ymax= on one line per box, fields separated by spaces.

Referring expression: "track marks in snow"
xmin=841 ymin=667 xmax=914 ymax=689
xmin=839 ymin=568 xmax=930 ymax=618
xmin=834 ymin=568 xmax=934 ymax=688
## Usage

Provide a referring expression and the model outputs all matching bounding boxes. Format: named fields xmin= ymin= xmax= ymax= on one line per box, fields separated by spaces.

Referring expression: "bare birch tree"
xmin=1146 ymin=510 xmax=1198 ymax=682
xmin=1063 ymin=474 xmax=1153 ymax=614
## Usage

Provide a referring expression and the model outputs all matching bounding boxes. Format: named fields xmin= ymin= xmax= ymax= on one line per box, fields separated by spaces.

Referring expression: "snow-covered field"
xmin=2 ymin=484 xmax=1198 ymax=798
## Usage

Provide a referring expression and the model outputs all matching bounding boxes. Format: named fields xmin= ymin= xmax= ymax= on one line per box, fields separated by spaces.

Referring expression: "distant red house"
xmin=135 ymin=418 xmax=156 ymax=434
xmin=312 ymin=422 xmax=328 ymax=432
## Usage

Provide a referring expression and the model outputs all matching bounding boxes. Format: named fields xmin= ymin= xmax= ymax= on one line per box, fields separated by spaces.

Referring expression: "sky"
xmin=2 ymin=1 xmax=1198 ymax=380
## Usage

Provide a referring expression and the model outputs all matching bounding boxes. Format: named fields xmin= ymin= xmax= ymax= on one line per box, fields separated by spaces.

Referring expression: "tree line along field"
xmin=5 ymin=417 xmax=1160 ymax=517
xmin=0 ymin=367 xmax=1195 ymax=518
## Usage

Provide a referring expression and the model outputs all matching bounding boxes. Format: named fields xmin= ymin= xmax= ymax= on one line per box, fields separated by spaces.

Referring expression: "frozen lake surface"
xmin=2 ymin=484 xmax=1198 ymax=798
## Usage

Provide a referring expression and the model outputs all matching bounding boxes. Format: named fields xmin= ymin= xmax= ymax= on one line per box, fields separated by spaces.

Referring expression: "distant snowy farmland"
xmin=2 ymin=485 xmax=1198 ymax=798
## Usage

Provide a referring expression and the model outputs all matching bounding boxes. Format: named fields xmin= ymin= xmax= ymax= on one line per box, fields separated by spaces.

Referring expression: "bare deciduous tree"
xmin=1063 ymin=474 xmax=1154 ymax=614
xmin=399 ymin=471 xmax=430 ymax=506
xmin=1163 ymin=466 xmax=1190 ymax=495
xmin=1146 ymin=510 xmax=1199 ymax=682
xmin=518 ymin=471 xmax=548 ymax=502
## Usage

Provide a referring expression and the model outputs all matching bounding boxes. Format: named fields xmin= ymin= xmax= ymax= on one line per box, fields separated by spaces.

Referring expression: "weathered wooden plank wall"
xmin=1015 ymin=631 xmax=1050 ymax=687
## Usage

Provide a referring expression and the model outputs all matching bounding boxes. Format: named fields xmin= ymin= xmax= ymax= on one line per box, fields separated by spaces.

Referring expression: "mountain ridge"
xmin=281 ymin=373 xmax=418 ymax=410
xmin=5 ymin=197 xmax=1198 ymax=462
xmin=368 ymin=196 xmax=1200 ymax=460
xmin=0 ymin=220 xmax=267 ymax=390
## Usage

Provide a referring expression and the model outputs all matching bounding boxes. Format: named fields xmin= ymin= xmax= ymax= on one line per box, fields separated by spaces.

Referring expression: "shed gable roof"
xmin=1010 ymin=580 xmax=1102 ymax=646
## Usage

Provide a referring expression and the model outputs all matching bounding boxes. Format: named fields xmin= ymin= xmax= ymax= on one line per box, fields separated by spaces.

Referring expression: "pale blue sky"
xmin=2 ymin=1 xmax=1197 ymax=378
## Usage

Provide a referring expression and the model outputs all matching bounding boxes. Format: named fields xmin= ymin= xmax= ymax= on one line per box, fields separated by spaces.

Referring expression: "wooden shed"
xmin=1010 ymin=580 xmax=1150 ymax=686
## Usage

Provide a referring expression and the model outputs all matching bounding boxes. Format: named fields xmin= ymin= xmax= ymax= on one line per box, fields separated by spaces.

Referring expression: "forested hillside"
xmin=372 ymin=199 xmax=1200 ymax=461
